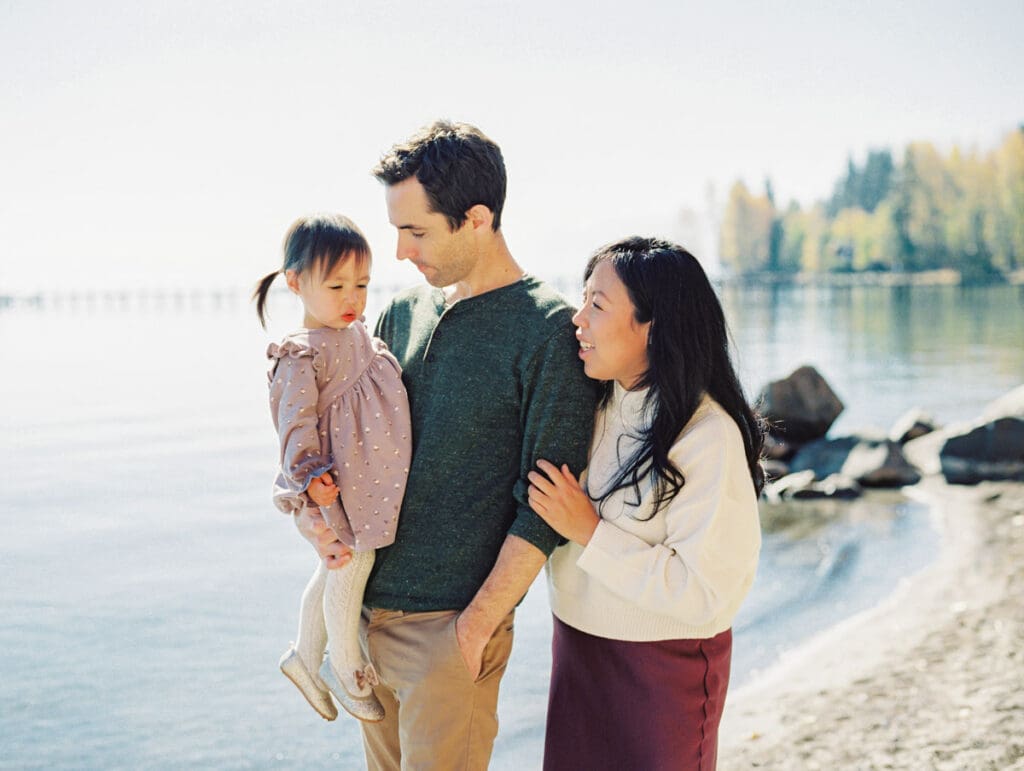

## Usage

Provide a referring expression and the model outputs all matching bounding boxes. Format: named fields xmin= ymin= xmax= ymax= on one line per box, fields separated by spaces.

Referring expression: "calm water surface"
xmin=1 ymin=283 xmax=1021 ymax=769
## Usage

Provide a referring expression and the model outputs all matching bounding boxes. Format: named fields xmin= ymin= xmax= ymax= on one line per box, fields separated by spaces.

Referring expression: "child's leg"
xmin=279 ymin=559 xmax=338 ymax=721
xmin=323 ymin=549 xmax=376 ymax=697
xmin=294 ymin=559 xmax=329 ymax=680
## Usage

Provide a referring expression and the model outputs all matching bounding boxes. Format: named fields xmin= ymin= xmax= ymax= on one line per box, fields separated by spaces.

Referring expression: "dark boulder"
xmin=790 ymin=435 xmax=920 ymax=488
xmin=939 ymin=417 xmax=1024 ymax=484
xmin=758 ymin=365 xmax=844 ymax=444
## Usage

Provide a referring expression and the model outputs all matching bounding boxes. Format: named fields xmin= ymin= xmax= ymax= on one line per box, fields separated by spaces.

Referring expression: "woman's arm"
xmin=532 ymin=412 xmax=760 ymax=628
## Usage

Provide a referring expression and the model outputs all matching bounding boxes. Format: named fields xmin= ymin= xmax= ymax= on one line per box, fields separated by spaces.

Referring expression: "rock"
xmin=789 ymin=436 xmax=858 ymax=478
xmin=903 ymin=429 xmax=945 ymax=476
xmin=981 ymin=384 xmax=1024 ymax=421
xmin=758 ymin=366 xmax=844 ymax=444
xmin=888 ymin=408 xmax=938 ymax=444
xmin=764 ymin=433 xmax=795 ymax=461
xmin=810 ymin=474 xmax=862 ymax=499
xmin=843 ymin=440 xmax=922 ymax=487
xmin=763 ymin=458 xmax=791 ymax=482
xmin=765 ymin=469 xmax=861 ymax=501
xmin=790 ymin=435 xmax=920 ymax=488
xmin=940 ymin=417 xmax=1024 ymax=484
xmin=765 ymin=469 xmax=816 ymax=501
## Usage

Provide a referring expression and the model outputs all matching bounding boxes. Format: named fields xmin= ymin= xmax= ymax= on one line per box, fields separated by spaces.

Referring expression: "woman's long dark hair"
xmin=587 ymin=237 xmax=765 ymax=517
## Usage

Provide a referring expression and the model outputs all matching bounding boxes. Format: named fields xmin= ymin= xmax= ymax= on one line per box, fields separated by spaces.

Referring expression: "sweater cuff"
xmin=508 ymin=505 xmax=562 ymax=557
xmin=576 ymin=518 xmax=628 ymax=577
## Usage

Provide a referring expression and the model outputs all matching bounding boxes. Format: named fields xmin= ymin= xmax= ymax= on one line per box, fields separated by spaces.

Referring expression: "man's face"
xmin=384 ymin=177 xmax=478 ymax=288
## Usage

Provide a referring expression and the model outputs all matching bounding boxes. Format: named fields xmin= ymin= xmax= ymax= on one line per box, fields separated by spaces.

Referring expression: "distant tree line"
xmin=719 ymin=127 xmax=1024 ymax=281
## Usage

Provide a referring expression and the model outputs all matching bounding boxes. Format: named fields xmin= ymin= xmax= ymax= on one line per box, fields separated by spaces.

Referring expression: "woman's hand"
xmin=527 ymin=460 xmax=599 ymax=546
xmin=307 ymin=472 xmax=339 ymax=507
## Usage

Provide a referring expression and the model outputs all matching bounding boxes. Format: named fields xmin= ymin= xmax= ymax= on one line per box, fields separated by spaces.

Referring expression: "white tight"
xmin=293 ymin=549 xmax=375 ymax=696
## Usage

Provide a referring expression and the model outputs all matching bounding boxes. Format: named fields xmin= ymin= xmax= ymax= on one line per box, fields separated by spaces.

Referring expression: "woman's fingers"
xmin=528 ymin=485 xmax=548 ymax=514
xmin=528 ymin=469 xmax=558 ymax=495
xmin=560 ymin=464 xmax=582 ymax=488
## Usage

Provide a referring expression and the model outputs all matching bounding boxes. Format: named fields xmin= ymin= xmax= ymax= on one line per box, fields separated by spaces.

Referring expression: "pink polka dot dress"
xmin=267 ymin=321 xmax=411 ymax=552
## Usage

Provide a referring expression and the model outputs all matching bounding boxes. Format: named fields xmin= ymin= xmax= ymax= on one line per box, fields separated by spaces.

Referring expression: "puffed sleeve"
xmin=575 ymin=410 xmax=761 ymax=627
xmin=268 ymin=341 xmax=331 ymax=514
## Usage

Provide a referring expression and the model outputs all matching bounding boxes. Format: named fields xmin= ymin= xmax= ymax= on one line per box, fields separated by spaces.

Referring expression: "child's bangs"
xmin=314 ymin=244 xmax=372 ymax=281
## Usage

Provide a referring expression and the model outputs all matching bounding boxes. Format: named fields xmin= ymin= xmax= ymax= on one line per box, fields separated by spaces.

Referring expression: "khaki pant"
xmin=360 ymin=607 xmax=515 ymax=771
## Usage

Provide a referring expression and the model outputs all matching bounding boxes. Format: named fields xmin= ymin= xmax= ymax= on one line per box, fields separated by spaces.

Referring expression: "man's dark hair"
xmin=372 ymin=120 xmax=506 ymax=232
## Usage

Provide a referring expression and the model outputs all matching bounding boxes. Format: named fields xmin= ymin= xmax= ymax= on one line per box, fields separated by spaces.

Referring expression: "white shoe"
xmin=279 ymin=646 xmax=338 ymax=721
xmin=319 ymin=658 xmax=385 ymax=723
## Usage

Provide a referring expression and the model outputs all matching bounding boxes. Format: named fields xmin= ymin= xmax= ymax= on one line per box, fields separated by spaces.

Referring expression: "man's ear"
xmin=464 ymin=203 xmax=494 ymax=231
xmin=284 ymin=269 xmax=301 ymax=295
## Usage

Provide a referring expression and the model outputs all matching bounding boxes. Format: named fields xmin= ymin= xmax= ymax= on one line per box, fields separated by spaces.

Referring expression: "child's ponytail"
xmin=253 ymin=270 xmax=280 ymax=329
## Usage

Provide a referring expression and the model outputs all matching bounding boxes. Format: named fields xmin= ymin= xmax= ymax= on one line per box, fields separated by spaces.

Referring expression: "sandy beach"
xmin=720 ymin=478 xmax=1024 ymax=770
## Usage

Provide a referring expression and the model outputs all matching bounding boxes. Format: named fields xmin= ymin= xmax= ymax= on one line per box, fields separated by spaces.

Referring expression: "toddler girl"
xmin=253 ymin=213 xmax=411 ymax=722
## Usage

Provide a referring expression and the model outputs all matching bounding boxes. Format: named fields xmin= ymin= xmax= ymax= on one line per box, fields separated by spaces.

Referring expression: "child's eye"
xmin=592 ymin=301 xmax=603 ymax=311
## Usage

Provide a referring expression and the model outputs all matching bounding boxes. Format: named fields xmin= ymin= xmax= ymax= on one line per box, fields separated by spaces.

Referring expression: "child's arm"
xmin=269 ymin=352 xmax=336 ymax=513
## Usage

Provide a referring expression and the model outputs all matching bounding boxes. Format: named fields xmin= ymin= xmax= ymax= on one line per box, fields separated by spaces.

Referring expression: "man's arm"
xmin=455 ymin=534 xmax=546 ymax=678
xmin=453 ymin=313 xmax=598 ymax=676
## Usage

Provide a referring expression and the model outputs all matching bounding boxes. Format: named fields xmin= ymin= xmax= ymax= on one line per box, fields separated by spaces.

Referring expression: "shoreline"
xmin=719 ymin=477 xmax=1024 ymax=769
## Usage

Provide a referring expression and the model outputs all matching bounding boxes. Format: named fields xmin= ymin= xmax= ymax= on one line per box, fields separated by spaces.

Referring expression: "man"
xmin=296 ymin=120 xmax=597 ymax=769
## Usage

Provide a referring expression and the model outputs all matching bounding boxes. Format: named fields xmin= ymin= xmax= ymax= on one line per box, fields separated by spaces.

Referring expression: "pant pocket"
xmin=473 ymin=611 xmax=515 ymax=685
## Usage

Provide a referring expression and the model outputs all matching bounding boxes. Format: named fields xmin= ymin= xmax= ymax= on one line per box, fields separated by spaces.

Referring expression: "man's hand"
xmin=454 ymin=535 xmax=547 ymax=681
xmin=307 ymin=472 xmax=339 ymax=507
xmin=454 ymin=609 xmax=492 ymax=680
xmin=294 ymin=506 xmax=352 ymax=569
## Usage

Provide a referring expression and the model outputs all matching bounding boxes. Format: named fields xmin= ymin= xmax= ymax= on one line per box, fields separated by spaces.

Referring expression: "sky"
xmin=1 ymin=0 xmax=1022 ymax=293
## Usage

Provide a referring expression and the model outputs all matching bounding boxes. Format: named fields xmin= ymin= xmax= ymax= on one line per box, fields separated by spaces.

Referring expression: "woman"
xmin=528 ymin=236 xmax=765 ymax=771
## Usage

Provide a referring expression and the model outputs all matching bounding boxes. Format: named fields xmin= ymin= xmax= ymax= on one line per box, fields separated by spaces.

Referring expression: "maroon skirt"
xmin=543 ymin=616 xmax=732 ymax=771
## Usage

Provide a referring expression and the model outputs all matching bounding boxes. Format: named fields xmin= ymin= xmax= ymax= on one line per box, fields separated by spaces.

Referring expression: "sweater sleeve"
xmin=575 ymin=411 xmax=761 ymax=627
xmin=268 ymin=348 xmax=331 ymax=514
xmin=510 ymin=320 xmax=600 ymax=555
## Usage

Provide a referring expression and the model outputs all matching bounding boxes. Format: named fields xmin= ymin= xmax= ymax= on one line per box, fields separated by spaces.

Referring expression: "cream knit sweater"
xmin=547 ymin=382 xmax=761 ymax=641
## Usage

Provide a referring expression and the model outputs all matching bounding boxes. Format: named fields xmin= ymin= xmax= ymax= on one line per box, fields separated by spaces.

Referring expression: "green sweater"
xmin=367 ymin=276 xmax=599 ymax=612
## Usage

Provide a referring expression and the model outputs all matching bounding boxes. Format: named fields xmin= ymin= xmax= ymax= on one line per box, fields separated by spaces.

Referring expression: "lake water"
xmin=1 ymin=282 xmax=1022 ymax=769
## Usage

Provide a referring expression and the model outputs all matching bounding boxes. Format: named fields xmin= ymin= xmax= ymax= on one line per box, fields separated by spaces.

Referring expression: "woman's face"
xmin=572 ymin=260 xmax=651 ymax=389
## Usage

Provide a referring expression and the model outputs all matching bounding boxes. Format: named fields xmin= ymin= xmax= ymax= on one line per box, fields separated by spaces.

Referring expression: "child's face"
xmin=286 ymin=255 xmax=370 ymax=330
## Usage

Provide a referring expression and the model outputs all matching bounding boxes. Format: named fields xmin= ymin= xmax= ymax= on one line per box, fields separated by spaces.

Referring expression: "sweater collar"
xmin=609 ymin=380 xmax=652 ymax=428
